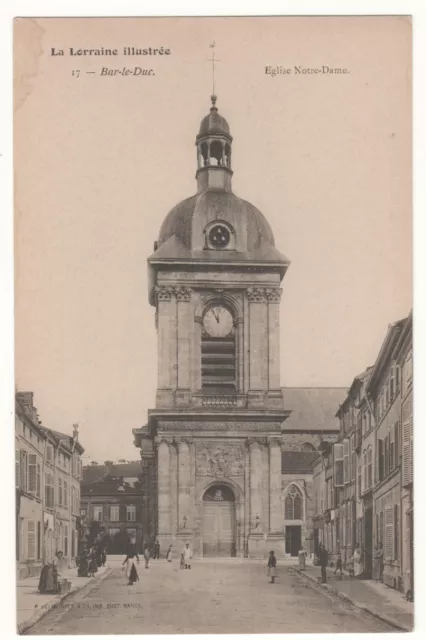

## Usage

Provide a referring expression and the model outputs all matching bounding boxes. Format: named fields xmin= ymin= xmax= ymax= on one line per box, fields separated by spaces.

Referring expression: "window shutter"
xmin=28 ymin=454 xmax=37 ymax=493
xmin=27 ymin=521 xmax=36 ymax=559
xmin=394 ymin=504 xmax=399 ymax=560
xmin=334 ymin=443 xmax=344 ymax=487
xmin=409 ymin=416 xmax=413 ymax=484
xmin=36 ymin=464 xmax=41 ymax=498
xmin=385 ymin=507 xmax=394 ymax=559
xmin=16 ymin=449 xmax=20 ymax=489
xmin=402 ymin=420 xmax=411 ymax=486
xmin=343 ymin=439 xmax=349 ymax=484
xmin=378 ymin=439 xmax=384 ymax=481
xmin=390 ymin=426 xmax=395 ymax=471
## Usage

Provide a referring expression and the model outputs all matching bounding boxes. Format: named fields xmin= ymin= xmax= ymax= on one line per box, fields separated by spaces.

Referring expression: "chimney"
xmin=105 ymin=460 xmax=114 ymax=476
xmin=73 ymin=423 xmax=79 ymax=441
xmin=16 ymin=391 xmax=38 ymax=424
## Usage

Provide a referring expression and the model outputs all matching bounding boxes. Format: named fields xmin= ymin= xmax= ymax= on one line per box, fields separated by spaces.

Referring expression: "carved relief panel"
xmin=196 ymin=441 xmax=245 ymax=478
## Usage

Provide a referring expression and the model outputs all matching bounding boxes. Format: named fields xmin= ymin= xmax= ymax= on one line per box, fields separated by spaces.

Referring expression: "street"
xmin=26 ymin=558 xmax=395 ymax=634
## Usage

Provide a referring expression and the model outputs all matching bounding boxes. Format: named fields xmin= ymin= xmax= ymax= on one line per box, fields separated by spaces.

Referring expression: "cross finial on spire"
xmin=207 ymin=41 xmax=221 ymax=107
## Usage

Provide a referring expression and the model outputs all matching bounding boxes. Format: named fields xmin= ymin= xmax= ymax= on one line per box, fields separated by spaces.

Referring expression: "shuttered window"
xmin=16 ymin=449 xmax=20 ymax=488
xmin=20 ymin=451 xmax=27 ymax=492
xmin=343 ymin=439 xmax=350 ymax=484
xmin=28 ymin=454 xmax=37 ymax=493
xmin=334 ymin=443 xmax=344 ymax=487
xmin=64 ymin=480 xmax=68 ymax=508
xmin=58 ymin=477 xmax=63 ymax=506
xmin=36 ymin=463 xmax=41 ymax=498
xmin=27 ymin=520 xmax=36 ymax=559
xmin=402 ymin=419 xmax=412 ymax=486
xmin=367 ymin=448 xmax=373 ymax=489
xmin=351 ymin=435 xmax=356 ymax=481
xmin=385 ymin=507 xmax=394 ymax=560
xmin=394 ymin=504 xmax=399 ymax=560
xmin=395 ymin=420 xmax=400 ymax=467
xmin=390 ymin=426 xmax=395 ymax=471
xmin=378 ymin=439 xmax=384 ymax=482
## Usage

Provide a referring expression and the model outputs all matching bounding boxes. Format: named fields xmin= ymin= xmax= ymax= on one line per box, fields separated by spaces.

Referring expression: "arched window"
xmin=285 ymin=485 xmax=303 ymax=520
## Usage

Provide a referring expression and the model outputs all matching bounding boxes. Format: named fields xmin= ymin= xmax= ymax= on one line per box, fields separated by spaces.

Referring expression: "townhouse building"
xmin=81 ymin=461 xmax=144 ymax=554
xmin=311 ymin=312 xmax=413 ymax=596
xmin=15 ymin=392 xmax=84 ymax=578
xmin=368 ymin=320 xmax=405 ymax=591
xmin=395 ymin=312 xmax=413 ymax=596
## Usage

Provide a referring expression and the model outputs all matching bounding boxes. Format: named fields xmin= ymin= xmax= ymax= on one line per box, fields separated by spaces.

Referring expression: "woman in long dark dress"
xmin=38 ymin=551 xmax=62 ymax=593
xmin=78 ymin=550 xmax=89 ymax=577
xmin=123 ymin=550 xmax=140 ymax=585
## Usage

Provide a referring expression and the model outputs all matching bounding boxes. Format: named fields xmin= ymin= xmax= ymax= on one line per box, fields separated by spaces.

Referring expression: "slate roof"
xmin=82 ymin=461 xmax=141 ymax=484
xmin=282 ymin=387 xmax=348 ymax=432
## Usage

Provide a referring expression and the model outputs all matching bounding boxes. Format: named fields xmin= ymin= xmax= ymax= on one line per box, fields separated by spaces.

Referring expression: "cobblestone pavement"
xmin=27 ymin=559 xmax=396 ymax=634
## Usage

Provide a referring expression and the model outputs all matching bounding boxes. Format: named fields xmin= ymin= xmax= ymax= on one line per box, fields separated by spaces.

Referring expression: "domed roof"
xmin=197 ymin=95 xmax=231 ymax=138
xmin=158 ymin=189 xmax=275 ymax=251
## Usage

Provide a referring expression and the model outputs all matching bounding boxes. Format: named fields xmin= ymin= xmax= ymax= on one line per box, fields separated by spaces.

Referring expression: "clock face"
xmin=203 ymin=306 xmax=234 ymax=338
xmin=208 ymin=224 xmax=230 ymax=248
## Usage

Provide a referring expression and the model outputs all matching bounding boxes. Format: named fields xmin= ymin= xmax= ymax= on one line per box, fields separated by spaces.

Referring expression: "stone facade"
xmin=16 ymin=392 xmax=84 ymax=579
xmin=133 ymin=97 xmax=345 ymax=558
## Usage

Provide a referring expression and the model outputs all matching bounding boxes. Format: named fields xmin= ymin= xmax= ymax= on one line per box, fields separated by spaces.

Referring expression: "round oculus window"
xmin=208 ymin=224 xmax=231 ymax=249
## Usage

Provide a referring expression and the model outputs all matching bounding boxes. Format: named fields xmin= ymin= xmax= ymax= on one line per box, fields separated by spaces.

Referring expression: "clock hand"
xmin=213 ymin=309 xmax=220 ymax=323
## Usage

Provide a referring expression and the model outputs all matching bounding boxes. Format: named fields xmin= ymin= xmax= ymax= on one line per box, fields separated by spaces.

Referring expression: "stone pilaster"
xmin=248 ymin=439 xmax=266 ymax=557
xmin=266 ymin=288 xmax=282 ymax=390
xmin=155 ymin=286 xmax=176 ymax=407
xmin=268 ymin=438 xmax=283 ymax=533
xmin=169 ymin=441 xmax=178 ymax=536
xmin=178 ymin=440 xmax=191 ymax=531
xmin=157 ymin=440 xmax=172 ymax=546
xmin=176 ymin=287 xmax=192 ymax=404
xmin=247 ymin=288 xmax=268 ymax=392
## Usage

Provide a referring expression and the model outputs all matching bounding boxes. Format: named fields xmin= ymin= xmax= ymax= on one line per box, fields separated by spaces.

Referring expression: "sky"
xmin=14 ymin=16 xmax=412 ymax=463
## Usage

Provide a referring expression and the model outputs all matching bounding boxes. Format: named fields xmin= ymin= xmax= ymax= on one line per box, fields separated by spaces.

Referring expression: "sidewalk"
xmin=17 ymin=564 xmax=111 ymax=634
xmin=291 ymin=563 xmax=413 ymax=632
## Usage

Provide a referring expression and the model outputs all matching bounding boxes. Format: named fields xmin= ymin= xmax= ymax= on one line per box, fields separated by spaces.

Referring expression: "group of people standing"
xmin=122 ymin=541 xmax=194 ymax=585
xmin=318 ymin=542 xmax=365 ymax=583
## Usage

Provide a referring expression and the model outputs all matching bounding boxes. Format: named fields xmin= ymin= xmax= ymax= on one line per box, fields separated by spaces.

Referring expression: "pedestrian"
xmin=267 ymin=550 xmax=277 ymax=584
xmin=166 ymin=544 xmax=173 ymax=562
xmin=318 ymin=543 xmax=328 ymax=583
xmin=144 ymin=543 xmax=151 ymax=569
xmin=77 ymin=548 xmax=89 ymax=577
xmin=180 ymin=550 xmax=185 ymax=569
xmin=298 ymin=545 xmax=308 ymax=571
xmin=38 ymin=551 xmax=62 ymax=594
xmin=154 ymin=539 xmax=160 ymax=559
xmin=101 ymin=548 xmax=107 ymax=567
xmin=123 ymin=549 xmax=139 ymax=585
xmin=334 ymin=548 xmax=343 ymax=577
xmin=183 ymin=542 xmax=193 ymax=569
xmin=374 ymin=543 xmax=384 ymax=582
xmin=352 ymin=543 xmax=363 ymax=578
xmin=88 ymin=549 xmax=98 ymax=578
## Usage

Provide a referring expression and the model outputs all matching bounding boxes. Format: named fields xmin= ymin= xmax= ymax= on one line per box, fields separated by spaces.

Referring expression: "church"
xmin=133 ymin=95 xmax=346 ymax=558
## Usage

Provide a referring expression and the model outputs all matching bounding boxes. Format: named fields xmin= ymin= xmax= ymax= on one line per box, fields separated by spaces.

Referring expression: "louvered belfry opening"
xmin=201 ymin=328 xmax=236 ymax=393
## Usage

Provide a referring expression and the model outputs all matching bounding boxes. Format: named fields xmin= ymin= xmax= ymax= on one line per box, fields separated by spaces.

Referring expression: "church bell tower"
xmin=134 ymin=95 xmax=291 ymax=558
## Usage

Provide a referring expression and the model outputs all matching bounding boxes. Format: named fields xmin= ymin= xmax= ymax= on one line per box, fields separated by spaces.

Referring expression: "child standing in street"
xmin=267 ymin=550 xmax=277 ymax=584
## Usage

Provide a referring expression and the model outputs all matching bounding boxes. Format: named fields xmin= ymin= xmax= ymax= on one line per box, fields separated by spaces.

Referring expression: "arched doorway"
xmin=202 ymin=484 xmax=236 ymax=557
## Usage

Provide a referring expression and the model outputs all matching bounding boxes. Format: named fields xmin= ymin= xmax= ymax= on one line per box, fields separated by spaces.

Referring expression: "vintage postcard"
xmin=14 ymin=16 xmax=412 ymax=634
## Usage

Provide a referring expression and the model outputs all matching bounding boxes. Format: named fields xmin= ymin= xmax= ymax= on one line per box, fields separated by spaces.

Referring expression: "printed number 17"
xmin=72 ymin=70 xmax=80 ymax=78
